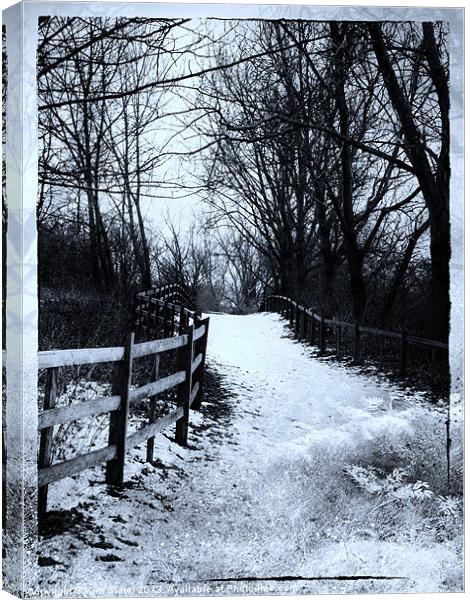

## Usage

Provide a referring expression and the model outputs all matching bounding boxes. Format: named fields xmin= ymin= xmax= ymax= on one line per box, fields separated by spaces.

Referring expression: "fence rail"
xmin=261 ymin=294 xmax=448 ymax=385
xmin=36 ymin=284 xmax=209 ymax=519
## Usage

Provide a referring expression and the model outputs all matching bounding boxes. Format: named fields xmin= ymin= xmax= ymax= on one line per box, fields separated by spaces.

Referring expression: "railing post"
xmin=106 ymin=332 xmax=134 ymax=487
xmin=319 ymin=316 xmax=326 ymax=355
xmin=175 ymin=323 xmax=194 ymax=446
xmin=309 ymin=308 xmax=316 ymax=346
xmin=399 ymin=331 xmax=408 ymax=377
xmin=289 ymin=302 xmax=294 ymax=327
xmin=302 ymin=308 xmax=308 ymax=340
xmin=353 ymin=321 xmax=361 ymax=363
xmin=295 ymin=304 xmax=301 ymax=338
xmin=38 ymin=367 xmax=58 ymax=520
xmin=192 ymin=317 xmax=210 ymax=411
xmin=146 ymin=354 xmax=160 ymax=463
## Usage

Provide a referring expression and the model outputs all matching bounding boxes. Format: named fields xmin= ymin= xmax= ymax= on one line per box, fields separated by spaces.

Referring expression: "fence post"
xmin=106 ymin=332 xmax=134 ymax=487
xmin=289 ymin=302 xmax=294 ymax=327
xmin=175 ymin=323 xmax=194 ymax=446
xmin=399 ymin=331 xmax=408 ymax=377
xmin=192 ymin=317 xmax=210 ymax=411
xmin=319 ymin=316 xmax=326 ymax=355
xmin=309 ymin=309 xmax=316 ymax=346
xmin=295 ymin=304 xmax=301 ymax=338
xmin=302 ymin=309 xmax=308 ymax=340
xmin=146 ymin=354 xmax=161 ymax=463
xmin=38 ymin=367 xmax=58 ymax=520
xmin=353 ymin=321 xmax=361 ymax=363
xmin=336 ymin=326 xmax=342 ymax=359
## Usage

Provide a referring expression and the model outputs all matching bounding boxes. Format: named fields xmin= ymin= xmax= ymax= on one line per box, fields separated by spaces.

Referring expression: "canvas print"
xmin=1 ymin=2 xmax=464 ymax=597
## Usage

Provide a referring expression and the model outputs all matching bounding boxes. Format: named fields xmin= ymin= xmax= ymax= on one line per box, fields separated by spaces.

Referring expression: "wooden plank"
xmin=193 ymin=324 xmax=206 ymax=342
xmin=192 ymin=316 xmax=210 ymax=410
xmin=38 ymin=395 xmax=121 ymax=430
xmin=127 ymin=407 xmax=184 ymax=450
xmin=360 ymin=325 xmax=400 ymax=339
xmin=192 ymin=352 xmax=203 ymax=374
xmin=324 ymin=317 xmax=352 ymax=328
xmin=133 ymin=334 xmax=188 ymax=359
xmin=105 ymin=332 xmax=134 ymax=487
xmin=130 ymin=370 xmax=186 ymax=403
xmin=189 ymin=381 xmax=200 ymax=407
xmin=38 ymin=444 xmax=117 ymax=487
xmin=406 ymin=335 xmax=448 ymax=349
xmin=38 ymin=346 xmax=124 ymax=369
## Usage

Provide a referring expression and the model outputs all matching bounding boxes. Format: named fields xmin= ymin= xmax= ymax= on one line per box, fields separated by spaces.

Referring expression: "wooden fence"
xmin=37 ymin=285 xmax=209 ymax=519
xmin=262 ymin=294 xmax=448 ymax=388
xmin=133 ymin=283 xmax=199 ymax=342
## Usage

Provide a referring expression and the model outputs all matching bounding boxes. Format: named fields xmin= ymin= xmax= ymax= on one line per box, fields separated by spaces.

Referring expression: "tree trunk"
xmin=380 ymin=220 xmax=430 ymax=326
xmin=330 ymin=22 xmax=367 ymax=322
xmin=368 ymin=22 xmax=450 ymax=341
xmin=429 ymin=206 xmax=451 ymax=340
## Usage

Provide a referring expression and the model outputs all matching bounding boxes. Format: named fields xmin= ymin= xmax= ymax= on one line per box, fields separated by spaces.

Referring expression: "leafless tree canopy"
xmin=37 ymin=16 xmax=450 ymax=347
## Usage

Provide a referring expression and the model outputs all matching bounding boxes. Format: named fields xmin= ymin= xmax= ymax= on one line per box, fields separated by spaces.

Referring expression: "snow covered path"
xmin=40 ymin=313 xmax=459 ymax=596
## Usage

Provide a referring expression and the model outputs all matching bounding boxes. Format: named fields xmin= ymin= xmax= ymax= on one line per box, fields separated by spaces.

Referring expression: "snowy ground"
xmin=38 ymin=313 xmax=463 ymax=596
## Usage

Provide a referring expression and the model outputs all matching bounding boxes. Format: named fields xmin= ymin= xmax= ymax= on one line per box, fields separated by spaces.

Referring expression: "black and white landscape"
xmin=32 ymin=12 xmax=462 ymax=596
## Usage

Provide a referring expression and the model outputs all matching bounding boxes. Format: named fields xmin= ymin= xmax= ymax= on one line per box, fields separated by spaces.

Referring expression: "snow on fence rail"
xmin=36 ymin=284 xmax=209 ymax=519
xmin=262 ymin=294 xmax=448 ymax=385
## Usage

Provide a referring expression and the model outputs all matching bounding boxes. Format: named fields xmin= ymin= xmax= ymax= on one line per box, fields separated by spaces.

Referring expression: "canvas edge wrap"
xmin=1 ymin=2 xmax=464 ymax=597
